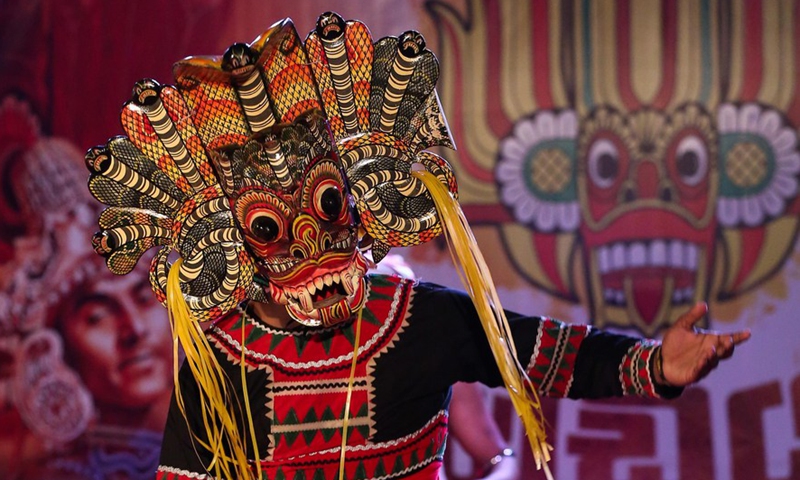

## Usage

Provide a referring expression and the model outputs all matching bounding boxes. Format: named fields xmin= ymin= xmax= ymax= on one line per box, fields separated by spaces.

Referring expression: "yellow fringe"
xmin=167 ymin=259 xmax=260 ymax=480
xmin=338 ymin=308 xmax=364 ymax=480
xmin=413 ymin=170 xmax=554 ymax=479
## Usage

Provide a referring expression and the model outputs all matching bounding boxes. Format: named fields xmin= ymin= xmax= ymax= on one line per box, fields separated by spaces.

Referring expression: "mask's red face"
xmin=222 ymin=113 xmax=368 ymax=326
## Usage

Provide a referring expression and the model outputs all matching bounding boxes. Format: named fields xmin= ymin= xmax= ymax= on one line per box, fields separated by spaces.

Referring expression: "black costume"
xmin=157 ymin=275 xmax=679 ymax=480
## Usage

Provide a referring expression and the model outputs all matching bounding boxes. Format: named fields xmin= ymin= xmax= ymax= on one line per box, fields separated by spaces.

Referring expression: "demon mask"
xmin=87 ymin=12 xmax=457 ymax=326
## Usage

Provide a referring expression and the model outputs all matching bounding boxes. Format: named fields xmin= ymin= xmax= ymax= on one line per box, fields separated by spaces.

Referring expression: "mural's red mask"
xmin=214 ymin=111 xmax=368 ymax=326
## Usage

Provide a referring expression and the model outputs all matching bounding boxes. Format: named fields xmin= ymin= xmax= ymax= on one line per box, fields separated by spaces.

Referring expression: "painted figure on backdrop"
xmin=426 ymin=0 xmax=800 ymax=336
xmin=0 ymin=96 xmax=173 ymax=480
xmin=83 ymin=12 xmax=748 ymax=480
xmin=28 ymin=261 xmax=174 ymax=480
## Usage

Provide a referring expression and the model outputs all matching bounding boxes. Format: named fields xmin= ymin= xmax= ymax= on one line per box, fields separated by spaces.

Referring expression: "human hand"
xmin=657 ymin=302 xmax=751 ymax=387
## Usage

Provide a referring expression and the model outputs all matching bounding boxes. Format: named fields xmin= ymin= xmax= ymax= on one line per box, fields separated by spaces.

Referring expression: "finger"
xmin=704 ymin=345 xmax=720 ymax=367
xmin=675 ymin=302 xmax=709 ymax=330
xmin=715 ymin=335 xmax=735 ymax=360
xmin=704 ymin=353 xmax=720 ymax=375
xmin=692 ymin=347 xmax=719 ymax=383
xmin=709 ymin=353 xmax=720 ymax=369
xmin=731 ymin=329 xmax=752 ymax=345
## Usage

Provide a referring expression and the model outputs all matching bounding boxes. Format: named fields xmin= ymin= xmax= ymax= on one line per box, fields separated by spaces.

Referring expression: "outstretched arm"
xmin=657 ymin=302 xmax=751 ymax=387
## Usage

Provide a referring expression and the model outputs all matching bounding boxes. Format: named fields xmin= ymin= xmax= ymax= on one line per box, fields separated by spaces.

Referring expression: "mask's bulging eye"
xmin=320 ymin=187 xmax=342 ymax=218
xmin=250 ymin=212 xmax=282 ymax=242
xmin=314 ymin=182 xmax=344 ymax=221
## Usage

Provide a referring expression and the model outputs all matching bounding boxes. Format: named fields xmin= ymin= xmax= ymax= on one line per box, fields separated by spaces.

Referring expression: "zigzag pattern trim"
xmin=527 ymin=318 xmax=590 ymax=398
xmin=619 ymin=339 xmax=661 ymax=397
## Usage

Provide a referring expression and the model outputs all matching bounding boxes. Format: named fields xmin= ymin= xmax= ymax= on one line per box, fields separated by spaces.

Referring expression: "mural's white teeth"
xmin=603 ymin=288 xmax=612 ymax=302
xmin=672 ymin=287 xmax=695 ymax=304
xmin=650 ymin=240 xmax=667 ymax=266
xmin=597 ymin=240 xmax=700 ymax=274
xmin=629 ymin=242 xmax=646 ymax=268
xmin=671 ymin=288 xmax=681 ymax=303
xmin=686 ymin=244 xmax=698 ymax=270
xmin=669 ymin=242 xmax=685 ymax=269
xmin=604 ymin=284 xmax=697 ymax=307
xmin=612 ymin=244 xmax=625 ymax=271
xmin=598 ymin=247 xmax=610 ymax=274
xmin=603 ymin=288 xmax=626 ymax=305
xmin=324 ymin=273 xmax=333 ymax=287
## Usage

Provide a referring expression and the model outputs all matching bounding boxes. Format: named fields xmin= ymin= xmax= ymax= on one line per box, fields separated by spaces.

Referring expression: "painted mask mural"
xmin=429 ymin=0 xmax=800 ymax=335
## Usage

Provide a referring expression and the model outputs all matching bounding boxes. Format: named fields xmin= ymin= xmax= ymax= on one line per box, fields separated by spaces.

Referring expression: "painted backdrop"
xmin=1 ymin=1 xmax=798 ymax=479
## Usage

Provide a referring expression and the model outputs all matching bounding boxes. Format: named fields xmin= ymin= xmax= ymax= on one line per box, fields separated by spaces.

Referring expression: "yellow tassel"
xmin=413 ymin=170 xmax=554 ymax=479
xmin=166 ymin=259 xmax=260 ymax=480
xmin=338 ymin=308 xmax=364 ymax=480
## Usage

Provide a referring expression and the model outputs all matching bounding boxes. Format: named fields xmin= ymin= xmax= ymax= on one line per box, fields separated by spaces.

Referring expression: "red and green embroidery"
xmin=201 ymin=276 xmax=446 ymax=479
xmin=619 ymin=339 xmax=660 ymax=397
xmin=526 ymin=318 xmax=590 ymax=397
xmin=259 ymin=412 xmax=447 ymax=480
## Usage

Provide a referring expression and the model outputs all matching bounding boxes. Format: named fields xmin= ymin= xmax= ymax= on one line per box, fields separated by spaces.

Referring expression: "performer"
xmin=84 ymin=12 xmax=749 ymax=480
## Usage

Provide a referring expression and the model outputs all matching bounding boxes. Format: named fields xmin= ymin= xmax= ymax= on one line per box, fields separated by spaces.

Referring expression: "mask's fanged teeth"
xmin=342 ymin=272 xmax=354 ymax=295
xmin=273 ymin=290 xmax=286 ymax=304
xmin=333 ymin=272 xmax=341 ymax=284
xmin=324 ymin=273 xmax=333 ymax=287
xmin=297 ymin=287 xmax=313 ymax=312
xmin=314 ymin=277 xmax=324 ymax=291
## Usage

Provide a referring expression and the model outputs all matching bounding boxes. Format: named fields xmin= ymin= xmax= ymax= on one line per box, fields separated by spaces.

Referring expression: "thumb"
xmin=674 ymin=302 xmax=708 ymax=330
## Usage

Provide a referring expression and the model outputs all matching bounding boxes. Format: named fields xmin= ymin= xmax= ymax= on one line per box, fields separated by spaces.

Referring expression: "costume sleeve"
xmin=155 ymin=361 xmax=219 ymax=480
xmin=523 ymin=318 xmax=682 ymax=399
xmin=416 ymin=283 xmax=682 ymax=400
